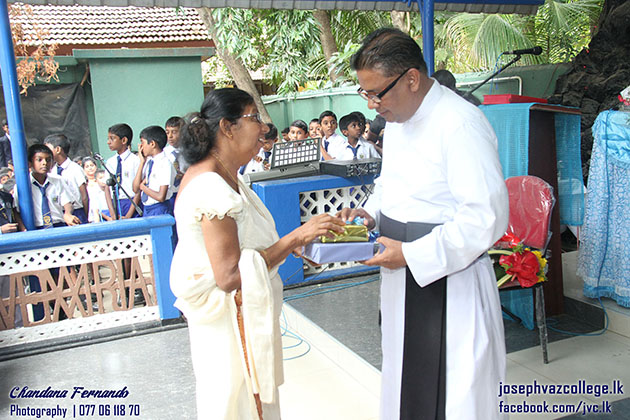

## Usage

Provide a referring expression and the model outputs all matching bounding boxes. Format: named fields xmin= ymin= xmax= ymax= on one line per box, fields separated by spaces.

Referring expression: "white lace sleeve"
xmin=191 ymin=173 xmax=244 ymax=223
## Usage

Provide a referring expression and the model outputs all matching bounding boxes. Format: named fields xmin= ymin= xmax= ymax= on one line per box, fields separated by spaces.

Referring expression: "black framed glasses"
xmin=240 ymin=113 xmax=263 ymax=124
xmin=357 ymin=67 xmax=416 ymax=104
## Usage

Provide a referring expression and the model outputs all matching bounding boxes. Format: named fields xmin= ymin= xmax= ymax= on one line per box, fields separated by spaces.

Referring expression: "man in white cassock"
xmin=339 ymin=28 xmax=509 ymax=420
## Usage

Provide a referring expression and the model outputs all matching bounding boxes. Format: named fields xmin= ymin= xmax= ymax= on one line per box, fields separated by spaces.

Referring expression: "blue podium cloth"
xmin=578 ymin=111 xmax=630 ymax=307
xmin=481 ymin=103 xmax=584 ymax=330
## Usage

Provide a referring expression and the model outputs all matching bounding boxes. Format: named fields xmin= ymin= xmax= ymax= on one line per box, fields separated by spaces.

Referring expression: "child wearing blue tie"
xmin=164 ymin=116 xmax=187 ymax=209
xmin=319 ymin=110 xmax=345 ymax=160
xmin=105 ymin=123 xmax=141 ymax=219
xmin=15 ymin=144 xmax=79 ymax=229
xmin=336 ymin=113 xmax=381 ymax=160
xmin=44 ymin=134 xmax=90 ymax=224
xmin=240 ymin=123 xmax=278 ymax=175
xmin=133 ymin=126 xmax=175 ymax=216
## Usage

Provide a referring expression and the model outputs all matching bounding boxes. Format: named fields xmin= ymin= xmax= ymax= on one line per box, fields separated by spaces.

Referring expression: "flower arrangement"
xmin=489 ymin=233 xmax=548 ymax=288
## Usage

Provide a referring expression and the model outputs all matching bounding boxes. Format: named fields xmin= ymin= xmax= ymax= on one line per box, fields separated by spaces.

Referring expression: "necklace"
xmin=211 ymin=152 xmax=239 ymax=190
xmin=211 ymin=152 xmax=270 ymax=220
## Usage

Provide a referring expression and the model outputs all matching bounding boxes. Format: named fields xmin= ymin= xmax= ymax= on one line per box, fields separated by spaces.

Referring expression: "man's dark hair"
xmin=289 ymin=119 xmax=308 ymax=133
xmin=433 ymin=69 xmax=457 ymax=90
xmin=339 ymin=113 xmax=362 ymax=132
xmin=44 ymin=133 xmax=71 ymax=155
xmin=281 ymin=127 xmax=289 ymax=135
xmin=27 ymin=143 xmax=53 ymax=162
xmin=165 ymin=116 xmax=185 ymax=128
xmin=318 ymin=110 xmax=337 ymax=123
xmin=350 ymin=111 xmax=366 ymax=129
xmin=265 ymin=123 xmax=278 ymax=141
xmin=108 ymin=123 xmax=133 ymax=146
xmin=139 ymin=126 xmax=168 ymax=150
xmin=351 ymin=27 xmax=427 ymax=77
xmin=370 ymin=115 xmax=386 ymax=135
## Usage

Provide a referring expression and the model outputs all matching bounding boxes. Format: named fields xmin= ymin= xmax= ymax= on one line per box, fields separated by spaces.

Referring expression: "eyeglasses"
xmin=357 ymin=67 xmax=415 ymax=104
xmin=240 ymin=113 xmax=263 ymax=124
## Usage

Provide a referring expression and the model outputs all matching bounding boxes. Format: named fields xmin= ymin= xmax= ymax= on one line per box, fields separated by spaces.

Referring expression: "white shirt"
xmin=163 ymin=144 xmax=189 ymax=194
xmin=15 ymin=173 xmax=72 ymax=227
xmin=53 ymin=158 xmax=86 ymax=210
xmin=322 ymin=132 xmax=345 ymax=159
xmin=142 ymin=151 xmax=175 ymax=206
xmin=105 ymin=149 xmax=140 ymax=201
xmin=365 ymin=82 xmax=508 ymax=284
xmin=334 ymin=137 xmax=381 ymax=160
xmin=86 ymin=182 xmax=109 ymax=222
xmin=364 ymin=81 xmax=509 ymax=420
xmin=242 ymin=148 xmax=272 ymax=174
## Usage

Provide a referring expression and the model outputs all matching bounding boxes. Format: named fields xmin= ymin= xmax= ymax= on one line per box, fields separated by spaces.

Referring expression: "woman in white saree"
xmin=170 ymin=88 xmax=344 ymax=420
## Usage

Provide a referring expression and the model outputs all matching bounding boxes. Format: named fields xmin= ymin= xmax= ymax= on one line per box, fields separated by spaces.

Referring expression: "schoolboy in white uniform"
xmin=241 ymin=123 xmax=278 ymax=175
xmin=15 ymin=144 xmax=79 ymax=229
xmin=133 ymin=126 xmax=175 ymax=216
xmin=105 ymin=123 xmax=141 ymax=219
xmin=319 ymin=110 xmax=345 ymax=160
xmin=164 ymin=116 xmax=187 ymax=209
xmin=336 ymin=113 xmax=381 ymax=160
xmin=44 ymin=134 xmax=89 ymax=224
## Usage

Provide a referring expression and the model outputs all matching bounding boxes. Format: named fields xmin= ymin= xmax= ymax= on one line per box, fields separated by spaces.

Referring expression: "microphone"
xmin=93 ymin=153 xmax=104 ymax=162
xmin=503 ymin=46 xmax=543 ymax=56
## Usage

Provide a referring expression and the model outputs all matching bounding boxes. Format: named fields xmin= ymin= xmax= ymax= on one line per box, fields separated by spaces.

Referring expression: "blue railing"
xmin=0 ymin=215 xmax=178 ymax=320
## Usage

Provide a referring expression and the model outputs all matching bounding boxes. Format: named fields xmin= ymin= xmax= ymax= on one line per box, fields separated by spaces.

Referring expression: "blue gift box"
xmin=303 ymin=240 xmax=380 ymax=264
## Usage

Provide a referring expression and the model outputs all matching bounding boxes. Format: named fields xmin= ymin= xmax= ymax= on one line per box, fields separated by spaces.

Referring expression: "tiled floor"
xmin=1 ymin=251 xmax=629 ymax=419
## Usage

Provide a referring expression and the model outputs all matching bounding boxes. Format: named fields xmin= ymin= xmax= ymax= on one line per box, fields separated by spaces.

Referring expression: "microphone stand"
xmin=92 ymin=154 xmax=143 ymax=218
xmin=465 ymin=54 xmax=523 ymax=97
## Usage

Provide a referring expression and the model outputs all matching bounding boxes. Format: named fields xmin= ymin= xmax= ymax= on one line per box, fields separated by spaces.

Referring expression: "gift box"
xmin=320 ymin=224 xmax=369 ymax=243
xmin=303 ymin=240 xmax=380 ymax=264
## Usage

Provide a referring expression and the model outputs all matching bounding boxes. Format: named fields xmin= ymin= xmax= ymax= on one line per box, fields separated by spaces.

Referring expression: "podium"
xmin=481 ymin=103 xmax=583 ymax=324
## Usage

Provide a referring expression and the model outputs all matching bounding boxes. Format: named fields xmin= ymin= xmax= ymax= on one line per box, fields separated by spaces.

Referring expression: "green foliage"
xmin=435 ymin=0 xmax=603 ymax=72
xmin=532 ymin=0 xmax=603 ymax=63
xmin=206 ymin=7 xmax=391 ymax=94
xmin=205 ymin=1 xmax=603 ymax=92
xmin=327 ymin=42 xmax=362 ymax=86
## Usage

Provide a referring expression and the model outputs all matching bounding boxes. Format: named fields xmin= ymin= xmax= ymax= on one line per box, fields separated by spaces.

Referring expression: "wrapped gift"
xmin=303 ymin=240 xmax=379 ymax=264
xmin=320 ymin=224 xmax=369 ymax=243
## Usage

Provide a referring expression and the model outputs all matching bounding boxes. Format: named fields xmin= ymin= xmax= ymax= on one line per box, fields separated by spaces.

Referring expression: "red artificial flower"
xmin=494 ymin=232 xmax=522 ymax=248
xmin=499 ymin=250 xmax=540 ymax=287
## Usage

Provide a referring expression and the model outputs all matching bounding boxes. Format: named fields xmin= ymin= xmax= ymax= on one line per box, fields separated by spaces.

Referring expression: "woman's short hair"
xmin=181 ymin=88 xmax=255 ymax=165
xmin=351 ymin=27 xmax=427 ymax=77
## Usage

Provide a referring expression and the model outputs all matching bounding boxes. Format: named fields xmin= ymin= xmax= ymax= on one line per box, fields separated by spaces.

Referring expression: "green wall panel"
xmin=89 ymin=56 xmax=204 ymax=157
xmin=263 ymin=88 xmax=378 ymax=135
xmin=262 ymin=64 xmax=571 ymax=133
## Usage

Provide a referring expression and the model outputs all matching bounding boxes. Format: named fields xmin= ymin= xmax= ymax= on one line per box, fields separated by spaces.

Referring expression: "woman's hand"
xmin=336 ymin=208 xmax=376 ymax=231
xmin=293 ymin=213 xmax=345 ymax=246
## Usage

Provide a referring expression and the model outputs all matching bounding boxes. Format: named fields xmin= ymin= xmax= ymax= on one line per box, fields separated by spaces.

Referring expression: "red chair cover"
xmin=505 ymin=176 xmax=555 ymax=250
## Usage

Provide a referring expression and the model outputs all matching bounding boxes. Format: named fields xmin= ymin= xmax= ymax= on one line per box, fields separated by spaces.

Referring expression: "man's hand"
xmin=1 ymin=223 xmax=18 ymax=234
xmin=362 ymin=236 xmax=406 ymax=270
xmin=336 ymin=208 xmax=376 ymax=230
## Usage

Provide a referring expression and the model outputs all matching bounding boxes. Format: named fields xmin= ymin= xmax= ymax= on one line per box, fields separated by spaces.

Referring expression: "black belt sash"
xmin=380 ymin=213 xmax=446 ymax=420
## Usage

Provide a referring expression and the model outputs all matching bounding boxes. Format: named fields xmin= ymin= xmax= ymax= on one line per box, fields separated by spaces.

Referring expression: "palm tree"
xmin=430 ymin=0 xmax=603 ymax=72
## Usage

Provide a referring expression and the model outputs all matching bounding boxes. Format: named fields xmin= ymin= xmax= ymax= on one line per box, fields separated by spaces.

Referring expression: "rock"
xmin=552 ymin=0 xmax=630 ymax=179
